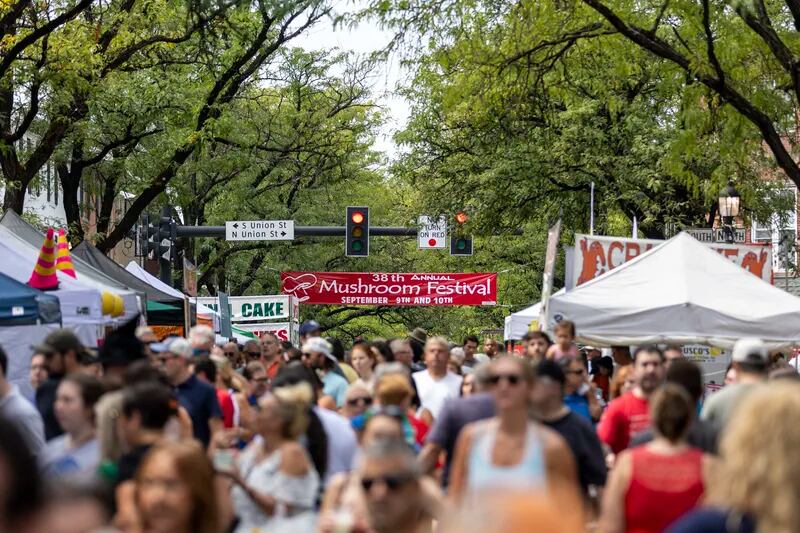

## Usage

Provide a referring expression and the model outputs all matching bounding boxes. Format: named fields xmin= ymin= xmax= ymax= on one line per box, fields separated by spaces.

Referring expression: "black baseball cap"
xmin=32 ymin=329 xmax=85 ymax=356
xmin=32 ymin=329 xmax=92 ymax=364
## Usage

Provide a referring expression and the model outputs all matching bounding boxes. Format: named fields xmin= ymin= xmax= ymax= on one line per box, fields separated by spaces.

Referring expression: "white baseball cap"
xmin=165 ymin=337 xmax=192 ymax=359
xmin=302 ymin=337 xmax=336 ymax=363
xmin=731 ymin=338 xmax=768 ymax=366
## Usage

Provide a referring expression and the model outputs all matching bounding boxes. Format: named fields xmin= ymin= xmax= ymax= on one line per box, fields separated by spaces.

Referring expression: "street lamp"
xmin=718 ymin=181 xmax=741 ymax=243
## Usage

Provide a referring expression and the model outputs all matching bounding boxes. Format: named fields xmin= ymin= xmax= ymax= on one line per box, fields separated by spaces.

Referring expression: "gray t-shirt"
xmin=700 ymin=382 xmax=758 ymax=433
xmin=40 ymin=435 xmax=100 ymax=480
xmin=0 ymin=385 xmax=45 ymax=454
xmin=313 ymin=406 xmax=357 ymax=486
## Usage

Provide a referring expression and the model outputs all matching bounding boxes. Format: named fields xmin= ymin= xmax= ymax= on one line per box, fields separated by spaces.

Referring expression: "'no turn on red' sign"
xmin=418 ymin=216 xmax=447 ymax=249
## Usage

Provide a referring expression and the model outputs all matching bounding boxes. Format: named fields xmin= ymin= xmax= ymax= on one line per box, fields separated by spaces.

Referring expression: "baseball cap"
xmin=33 ymin=329 xmax=86 ymax=357
xmin=732 ymin=338 xmax=768 ymax=366
xmin=151 ymin=337 xmax=191 ymax=359
xmin=299 ymin=320 xmax=321 ymax=337
xmin=33 ymin=329 xmax=85 ymax=353
xmin=302 ymin=336 xmax=336 ymax=363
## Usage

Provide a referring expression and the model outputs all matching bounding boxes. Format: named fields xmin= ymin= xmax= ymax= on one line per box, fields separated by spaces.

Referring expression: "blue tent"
xmin=0 ymin=271 xmax=61 ymax=325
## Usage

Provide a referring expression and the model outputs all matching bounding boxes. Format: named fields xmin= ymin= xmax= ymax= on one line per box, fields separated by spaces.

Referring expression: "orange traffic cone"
xmin=28 ymin=227 xmax=59 ymax=290
xmin=56 ymin=229 xmax=76 ymax=278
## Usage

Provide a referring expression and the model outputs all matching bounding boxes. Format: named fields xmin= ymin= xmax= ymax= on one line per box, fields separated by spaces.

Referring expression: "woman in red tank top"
xmin=599 ymin=384 xmax=715 ymax=533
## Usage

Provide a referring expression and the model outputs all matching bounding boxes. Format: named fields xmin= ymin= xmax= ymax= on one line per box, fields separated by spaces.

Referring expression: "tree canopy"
xmin=2 ymin=0 xmax=798 ymax=339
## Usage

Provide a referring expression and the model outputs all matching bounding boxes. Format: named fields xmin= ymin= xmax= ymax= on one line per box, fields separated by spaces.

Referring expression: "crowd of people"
xmin=0 ymin=316 xmax=799 ymax=532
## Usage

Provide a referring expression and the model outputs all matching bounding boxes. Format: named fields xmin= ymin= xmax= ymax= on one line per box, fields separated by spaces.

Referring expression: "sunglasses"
xmin=488 ymin=373 xmax=523 ymax=386
xmin=253 ymin=377 xmax=269 ymax=384
xmin=361 ymin=473 xmax=415 ymax=492
xmin=565 ymin=369 xmax=585 ymax=375
xmin=224 ymin=351 xmax=237 ymax=357
xmin=347 ymin=397 xmax=372 ymax=407
xmin=246 ymin=351 xmax=261 ymax=359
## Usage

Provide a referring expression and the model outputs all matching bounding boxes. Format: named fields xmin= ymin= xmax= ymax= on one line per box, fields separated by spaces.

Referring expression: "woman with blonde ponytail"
xmin=221 ymin=381 xmax=321 ymax=532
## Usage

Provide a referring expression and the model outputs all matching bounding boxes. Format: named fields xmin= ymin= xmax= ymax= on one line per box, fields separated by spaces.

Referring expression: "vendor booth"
xmin=0 ymin=271 xmax=62 ymax=396
xmin=125 ymin=261 xmax=219 ymax=337
xmin=0 ymin=211 xmax=142 ymax=323
xmin=546 ymin=232 xmax=800 ymax=350
xmin=72 ymin=241 xmax=185 ymax=328
xmin=0 ymin=234 xmax=105 ymax=346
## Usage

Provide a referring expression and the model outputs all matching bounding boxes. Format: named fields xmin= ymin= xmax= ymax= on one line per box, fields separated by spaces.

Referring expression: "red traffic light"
xmin=351 ymin=211 xmax=365 ymax=224
xmin=455 ymin=211 xmax=469 ymax=224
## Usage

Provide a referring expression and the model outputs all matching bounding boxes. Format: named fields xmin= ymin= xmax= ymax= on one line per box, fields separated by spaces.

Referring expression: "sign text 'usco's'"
xmin=280 ymin=272 xmax=497 ymax=306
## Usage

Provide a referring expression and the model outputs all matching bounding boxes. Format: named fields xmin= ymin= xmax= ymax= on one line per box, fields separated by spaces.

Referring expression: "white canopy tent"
xmin=546 ymin=232 xmax=800 ymax=349
xmin=125 ymin=261 xmax=220 ymax=328
xmin=504 ymin=288 xmax=566 ymax=340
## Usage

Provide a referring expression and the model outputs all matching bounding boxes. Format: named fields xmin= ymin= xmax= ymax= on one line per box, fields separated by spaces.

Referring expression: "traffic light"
xmin=158 ymin=208 xmax=176 ymax=262
xmin=450 ymin=210 xmax=473 ymax=256
xmin=450 ymin=235 xmax=473 ymax=255
xmin=346 ymin=206 xmax=369 ymax=257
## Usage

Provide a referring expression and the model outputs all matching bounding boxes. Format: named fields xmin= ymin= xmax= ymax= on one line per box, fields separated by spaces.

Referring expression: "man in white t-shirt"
xmin=413 ymin=336 xmax=462 ymax=420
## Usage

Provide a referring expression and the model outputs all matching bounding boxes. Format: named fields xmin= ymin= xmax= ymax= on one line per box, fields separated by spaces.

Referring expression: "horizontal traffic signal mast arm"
xmin=176 ymin=225 xmax=422 ymax=237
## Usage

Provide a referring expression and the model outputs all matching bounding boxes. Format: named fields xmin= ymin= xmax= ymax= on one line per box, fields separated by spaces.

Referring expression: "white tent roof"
xmin=125 ymin=261 xmax=219 ymax=319
xmin=505 ymin=288 xmax=566 ymax=340
xmin=547 ymin=232 xmax=800 ymax=349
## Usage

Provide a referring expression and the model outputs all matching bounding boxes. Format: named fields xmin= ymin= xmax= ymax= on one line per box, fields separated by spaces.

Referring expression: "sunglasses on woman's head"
xmin=488 ymin=373 xmax=523 ymax=386
xmin=361 ymin=473 xmax=415 ymax=492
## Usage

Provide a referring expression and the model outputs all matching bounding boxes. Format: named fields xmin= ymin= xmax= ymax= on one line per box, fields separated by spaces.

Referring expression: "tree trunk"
xmin=57 ymin=163 xmax=84 ymax=244
xmin=96 ymin=174 xmax=117 ymax=235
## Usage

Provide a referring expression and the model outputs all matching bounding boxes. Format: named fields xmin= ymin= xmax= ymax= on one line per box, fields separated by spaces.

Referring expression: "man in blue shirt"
xmin=156 ymin=337 xmax=222 ymax=447
xmin=302 ymin=337 xmax=348 ymax=407
xmin=561 ymin=355 xmax=602 ymax=423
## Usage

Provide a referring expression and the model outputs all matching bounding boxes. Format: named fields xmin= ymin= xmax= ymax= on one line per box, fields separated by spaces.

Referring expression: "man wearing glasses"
xmin=359 ymin=438 xmax=432 ymax=533
xmin=222 ymin=341 xmax=242 ymax=370
xmin=242 ymin=340 xmax=261 ymax=362
xmin=559 ymin=356 xmax=603 ymax=423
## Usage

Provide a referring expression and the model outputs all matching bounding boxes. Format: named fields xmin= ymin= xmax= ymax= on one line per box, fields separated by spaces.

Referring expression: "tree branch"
xmin=582 ymin=0 xmax=800 ymax=188
xmin=0 ymin=0 xmax=92 ymax=79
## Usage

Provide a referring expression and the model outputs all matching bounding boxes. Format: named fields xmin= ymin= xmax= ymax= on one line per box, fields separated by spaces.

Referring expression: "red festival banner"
xmin=281 ymin=272 xmax=497 ymax=306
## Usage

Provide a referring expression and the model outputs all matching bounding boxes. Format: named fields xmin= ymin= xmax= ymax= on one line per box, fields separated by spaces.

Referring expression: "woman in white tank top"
xmin=449 ymin=356 xmax=578 ymax=502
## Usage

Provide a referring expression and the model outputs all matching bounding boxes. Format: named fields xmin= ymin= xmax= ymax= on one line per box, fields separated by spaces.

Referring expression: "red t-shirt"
xmin=407 ymin=410 xmax=430 ymax=446
xmin=624 ymin=446 xmax=705 ymax=532
xmin=266 ymin=360 xmax=281 ymax=380
xmin=216 ymin=389 xmax=235 ymax=429
xmin=597 ymin=391 xmax=650 ymax=454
